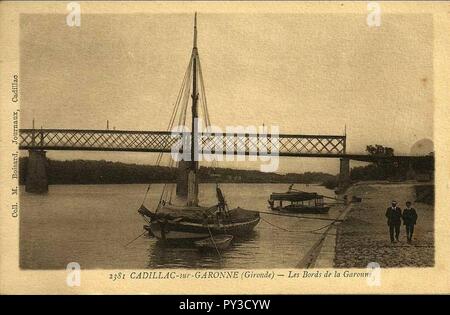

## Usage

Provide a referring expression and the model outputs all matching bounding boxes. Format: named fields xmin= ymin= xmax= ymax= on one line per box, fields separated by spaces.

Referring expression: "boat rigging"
xmin=137 ymin=13 xmax=260 ymax=244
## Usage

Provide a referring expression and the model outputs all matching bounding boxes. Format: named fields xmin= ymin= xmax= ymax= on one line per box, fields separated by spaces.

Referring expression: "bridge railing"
xmin=19 ymin=129 xmax=346 ymax=157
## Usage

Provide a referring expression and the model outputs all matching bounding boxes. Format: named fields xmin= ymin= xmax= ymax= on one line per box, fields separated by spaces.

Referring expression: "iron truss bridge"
xmin=19 ymin=128 xmax=346 ymax=157
xmin=18 ymin=129 xmax=432 ymax=162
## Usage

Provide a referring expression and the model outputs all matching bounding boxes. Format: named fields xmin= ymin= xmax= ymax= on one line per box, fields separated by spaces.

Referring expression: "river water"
xmin=20 ymin=183 xmax=342 ymax=269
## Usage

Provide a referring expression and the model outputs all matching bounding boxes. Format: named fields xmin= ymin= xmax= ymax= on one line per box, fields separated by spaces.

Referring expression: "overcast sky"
xmin=20 ymin=13 xmax=433 ymax=174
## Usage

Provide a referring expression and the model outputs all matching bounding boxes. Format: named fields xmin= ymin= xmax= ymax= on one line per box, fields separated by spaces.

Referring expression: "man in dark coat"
xmin=385 ymin=200 xmax=402 ymax=243
xmin=402 ymin=201 xmax=418 ymax=244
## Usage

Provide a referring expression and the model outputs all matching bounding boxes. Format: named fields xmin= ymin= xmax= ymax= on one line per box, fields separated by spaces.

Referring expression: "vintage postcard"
xmin=0 ymin=1 xmax=449 ymax=295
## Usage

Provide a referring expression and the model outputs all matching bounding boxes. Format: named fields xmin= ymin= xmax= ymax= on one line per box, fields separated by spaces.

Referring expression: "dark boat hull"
xmin=143 ymin=206 xmax=260 ymax=242
xmin=271 ymin=206 xmax=330 ymax=214
xmin=148 ymin=216 xmax=260 ymax=242
xmin=268 ymin=188 xmax=331 ymax=214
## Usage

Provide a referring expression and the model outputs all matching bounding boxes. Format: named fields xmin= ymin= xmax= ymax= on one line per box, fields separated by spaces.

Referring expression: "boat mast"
xmin=187 ymin=13 xmax=199 ymax=206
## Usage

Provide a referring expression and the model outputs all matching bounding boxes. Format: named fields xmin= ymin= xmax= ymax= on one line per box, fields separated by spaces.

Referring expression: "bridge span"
xmin=19 ymin=128 xmax=347 ymax=157
xmin=19 ymin=128 xmax=432 ymax=193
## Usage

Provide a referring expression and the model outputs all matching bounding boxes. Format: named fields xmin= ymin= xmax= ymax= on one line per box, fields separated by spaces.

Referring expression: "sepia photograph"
xmin=0 ymin=1 xmax=448 ymax=295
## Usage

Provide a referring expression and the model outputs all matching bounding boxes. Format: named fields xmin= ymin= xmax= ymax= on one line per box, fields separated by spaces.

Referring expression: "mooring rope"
xmin=260 ymin=216 xmax=339 ymax=234
xmin=206 ymin=225 xmax=222 ymax=261
xmin=140 ymin=58 xmax=193 ymax=208
xmin=308 ymin=222 xmax=335 ymax=233
xmin=254 ymin=210 xmax=343 ymax=222
xmin=260 ymin=217 xmax=291 ymax=232
xmin=123 ymin=230 xmax=147 ymax=248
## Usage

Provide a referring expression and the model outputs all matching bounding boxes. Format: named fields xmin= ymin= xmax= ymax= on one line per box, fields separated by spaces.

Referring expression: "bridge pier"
xmin=25 ymin=150 xmax=48 ymax=194
xmin=337 ymin=158 xmax=350 ymax=193
xmin=176 ymin=160 xmax=189 ymax=197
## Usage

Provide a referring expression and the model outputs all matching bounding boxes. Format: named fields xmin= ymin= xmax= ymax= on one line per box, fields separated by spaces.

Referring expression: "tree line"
xmin=19 ymin=144 xmax=433 ymax=188
xmin=19 ymin=158 xmax=336 ymax=185
xmin=350 ymin=144 xmax=433 ymax=182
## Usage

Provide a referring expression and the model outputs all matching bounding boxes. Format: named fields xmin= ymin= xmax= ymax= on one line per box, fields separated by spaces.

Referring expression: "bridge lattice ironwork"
xmin=19 ymin=129 xmax=346 ymax=157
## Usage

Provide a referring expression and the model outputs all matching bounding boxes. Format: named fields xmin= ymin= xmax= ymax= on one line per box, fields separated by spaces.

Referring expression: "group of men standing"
xmin=385 ymin=201 xmax=418 ymax=244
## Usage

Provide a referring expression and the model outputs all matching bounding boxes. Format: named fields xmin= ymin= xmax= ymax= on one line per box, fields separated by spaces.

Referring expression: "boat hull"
xmin=148 ymin=216 xmax=260 ymax=242
xmin=140 ymin=204 xmax=260 ymax=242
xmin=271 ymin=206 xmax=330 ymax=214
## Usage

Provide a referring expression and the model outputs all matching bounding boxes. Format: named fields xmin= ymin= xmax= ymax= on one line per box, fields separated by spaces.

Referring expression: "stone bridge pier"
xmin=25 ymin=150 xmax=48 ymax=194
xmin=337 ymin=158 xmax=350 ymax=193
xmin=176 ymin=160 xmax=189 ymax=197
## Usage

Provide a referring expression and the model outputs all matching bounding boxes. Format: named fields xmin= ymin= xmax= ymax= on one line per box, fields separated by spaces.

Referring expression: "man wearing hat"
xmin=402 ymin=201 xmax=418 ymax=244
xmin=385 ymin=200 xmax=402 ymax=243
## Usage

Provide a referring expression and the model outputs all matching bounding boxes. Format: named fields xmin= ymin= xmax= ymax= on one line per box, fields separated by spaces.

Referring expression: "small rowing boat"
xmin=194 ymin=234 xmax=234 ymax=250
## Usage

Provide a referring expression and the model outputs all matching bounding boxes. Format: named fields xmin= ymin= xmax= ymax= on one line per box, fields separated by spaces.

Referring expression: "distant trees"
xmin=366 ymin=144 xmax=394 ymax=157
xmin=18 ymin=158 xmax=337 ymax=185
xmin=350 ymin=164 xmax=389 ymax=181
xmin=351 ymin=144 xmax=400 ymax=181
xmin=19 ymin=158 xmax=178 ymax=185
xmin=321 ymin=177 xmax=339 ymax=190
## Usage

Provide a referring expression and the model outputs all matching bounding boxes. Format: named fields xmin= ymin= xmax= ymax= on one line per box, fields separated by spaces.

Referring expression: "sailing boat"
xmin=138 ymin=14 xmax=260 ymax=242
